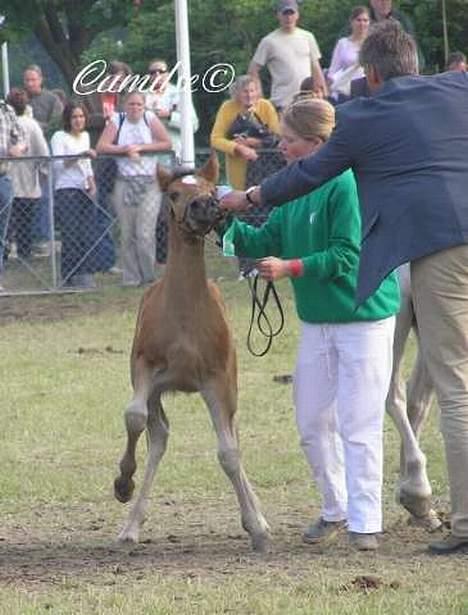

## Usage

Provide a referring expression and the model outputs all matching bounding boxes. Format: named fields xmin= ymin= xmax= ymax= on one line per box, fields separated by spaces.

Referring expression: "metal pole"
xmin=442 ymin=0 xmax=449 ymax=66
xmin=174 ymin=0 xmax=195 ymax=167
xmin=1 ymin=42 xmax=10 ymax=96
xmin=47 ymin=159 xmax=58 ymax=289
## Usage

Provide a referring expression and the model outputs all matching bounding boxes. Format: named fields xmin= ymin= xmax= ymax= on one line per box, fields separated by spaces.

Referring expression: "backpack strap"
xmin=114 ymin=111 xmax=125 ymax=145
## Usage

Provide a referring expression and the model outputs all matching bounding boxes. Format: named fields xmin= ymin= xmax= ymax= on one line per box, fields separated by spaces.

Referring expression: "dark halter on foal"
xmin=168 ymin=166 xmax=227 ymax=239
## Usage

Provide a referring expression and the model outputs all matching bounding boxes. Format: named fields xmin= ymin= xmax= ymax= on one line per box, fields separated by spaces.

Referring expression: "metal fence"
xmin=0 ymin=148 xmax=285 ymax=295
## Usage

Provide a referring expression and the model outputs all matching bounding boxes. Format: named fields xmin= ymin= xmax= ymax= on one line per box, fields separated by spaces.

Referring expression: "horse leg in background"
xmin=201 ymin=377 xmax=270 ymax=552
xmin=404 ymin=329 xmax=441 ymax=530
xmin=117 ymin=392 xmax=170 ymax=543
xmin=386 ymin=265 xmax=439 ymax=527
xmin=407 ymin=326 xmax=435 ymax=440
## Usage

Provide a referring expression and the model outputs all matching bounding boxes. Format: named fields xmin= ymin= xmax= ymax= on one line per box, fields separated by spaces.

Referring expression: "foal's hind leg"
xmin=118 ymin=393 xmax=169 ymax=543
xmin=201 ymin=377 xmax=270 ymax=552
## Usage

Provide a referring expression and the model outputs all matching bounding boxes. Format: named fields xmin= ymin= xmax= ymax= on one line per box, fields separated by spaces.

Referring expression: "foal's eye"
xmin=169 ymin=191 xmax=180 ymax=201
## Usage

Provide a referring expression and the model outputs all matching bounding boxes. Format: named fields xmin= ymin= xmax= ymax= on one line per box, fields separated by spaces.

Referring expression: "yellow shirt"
xmin=210 ymin=98 xmax=280 ymax=190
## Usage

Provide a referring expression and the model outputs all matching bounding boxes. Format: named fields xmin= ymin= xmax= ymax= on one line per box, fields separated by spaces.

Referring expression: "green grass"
xmin=0 ymin=261 xmax=466 ymax=614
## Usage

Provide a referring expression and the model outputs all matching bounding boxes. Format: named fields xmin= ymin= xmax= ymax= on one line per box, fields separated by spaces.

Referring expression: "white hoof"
xmin=117 ymin=525 xmax=140 ymax=544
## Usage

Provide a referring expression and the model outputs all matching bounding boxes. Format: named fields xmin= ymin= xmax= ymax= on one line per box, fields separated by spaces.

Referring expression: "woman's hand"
xmin=234 ymin=135 xmax=262 ymax=149
xmin=257 ymin=257 xmax=289 ymax=281
xmin=234 ymin=143 xmax=258 ymax=161
xmin=124 ymin=144 xmax=142 ymax=159
xmin=86 ymin=176 xmax=97 ymax=197
xmin=9 ymin=143 xmax=27 ymax=157
xmin=86 ymin=148 xmax=97 ymax=159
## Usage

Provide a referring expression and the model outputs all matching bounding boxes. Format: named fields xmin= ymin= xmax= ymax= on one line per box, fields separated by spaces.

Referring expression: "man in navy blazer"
xmin=221 ymin=21 xmax=468 ymax=554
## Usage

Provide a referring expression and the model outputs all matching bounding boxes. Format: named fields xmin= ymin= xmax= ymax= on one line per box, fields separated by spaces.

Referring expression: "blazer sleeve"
xmin=261 ymin=105 xmax=355 ymax=207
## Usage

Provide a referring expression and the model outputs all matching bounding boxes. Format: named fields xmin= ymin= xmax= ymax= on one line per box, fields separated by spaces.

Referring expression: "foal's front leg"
xmin=201 ymin=377 xmax=270 ymax=552
xmin=118 ymin=395 xmax=169 ymax=543
xmin=114 ymin=358 xmax=154 ymax=504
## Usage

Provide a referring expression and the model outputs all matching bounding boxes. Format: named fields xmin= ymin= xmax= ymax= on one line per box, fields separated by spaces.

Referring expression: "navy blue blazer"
xmin=261 ymin=71 xmax=468 ymax=303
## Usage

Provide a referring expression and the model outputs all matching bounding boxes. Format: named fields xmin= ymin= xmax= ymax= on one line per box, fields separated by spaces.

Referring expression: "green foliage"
xmin=2 ymin=0 xmax=467 ymax=128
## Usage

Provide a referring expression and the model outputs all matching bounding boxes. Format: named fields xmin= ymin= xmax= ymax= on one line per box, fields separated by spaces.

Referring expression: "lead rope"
xmin=246 ymin=274 xmax=285 ymax=357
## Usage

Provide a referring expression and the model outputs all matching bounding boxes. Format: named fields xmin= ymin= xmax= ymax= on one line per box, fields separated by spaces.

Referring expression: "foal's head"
xmin=158 ymin=153 xmax=222 ymax=238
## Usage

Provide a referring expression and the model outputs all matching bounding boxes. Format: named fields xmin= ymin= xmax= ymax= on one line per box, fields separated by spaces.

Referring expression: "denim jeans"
xmin=0 ymin=174 xmax=14 ymax=275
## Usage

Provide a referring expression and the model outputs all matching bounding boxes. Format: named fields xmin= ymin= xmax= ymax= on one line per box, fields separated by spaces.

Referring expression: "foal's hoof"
xmin=114 ymin=476 xmax=135 ymax=503
xmin=117 ymin=526 xmax=139 ymax=544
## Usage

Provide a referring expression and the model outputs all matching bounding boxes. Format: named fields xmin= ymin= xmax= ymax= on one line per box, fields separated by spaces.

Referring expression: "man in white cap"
xmin=248 ymin=0 xmax=327 ymax=112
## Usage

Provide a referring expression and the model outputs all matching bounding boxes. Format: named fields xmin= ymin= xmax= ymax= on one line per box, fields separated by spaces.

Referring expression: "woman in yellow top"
xmin=210 ymin=75 xmax=280 ymax=190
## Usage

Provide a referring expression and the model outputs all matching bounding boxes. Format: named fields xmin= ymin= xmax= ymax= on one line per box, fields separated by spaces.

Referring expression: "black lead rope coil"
xmin=246 ymin=274 xmax=285 ymax=357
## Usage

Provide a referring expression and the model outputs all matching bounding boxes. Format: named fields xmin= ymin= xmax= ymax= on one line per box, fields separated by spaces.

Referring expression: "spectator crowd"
xmin=0 ymin=0 xmax=465 ymax=291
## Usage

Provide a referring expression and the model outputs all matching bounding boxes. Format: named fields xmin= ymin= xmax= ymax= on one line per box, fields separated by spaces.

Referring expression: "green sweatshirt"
xmin=226 ymin=170 xmax=400 ymax=323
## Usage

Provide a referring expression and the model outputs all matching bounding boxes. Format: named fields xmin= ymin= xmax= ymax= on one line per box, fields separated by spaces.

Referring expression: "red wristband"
xmin=287 ymin=259 xmax=304 ymax=278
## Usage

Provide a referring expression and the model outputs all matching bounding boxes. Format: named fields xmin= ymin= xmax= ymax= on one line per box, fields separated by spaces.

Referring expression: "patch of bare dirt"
xmin=0 ymin=292 xmax=140 ymax=325
xmin=0 ymin=500 xmax=455 ymax=591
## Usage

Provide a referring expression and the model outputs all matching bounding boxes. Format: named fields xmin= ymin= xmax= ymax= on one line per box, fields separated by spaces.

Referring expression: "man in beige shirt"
xmin=248 ymin=0 xmax=327 ymax=111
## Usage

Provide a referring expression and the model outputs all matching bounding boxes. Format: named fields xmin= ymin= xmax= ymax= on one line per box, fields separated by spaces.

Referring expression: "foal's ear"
xmin=197 ymin=151 xmax=219 ymax=184
xmin=157 ymin=164 xmax=174 ymax=192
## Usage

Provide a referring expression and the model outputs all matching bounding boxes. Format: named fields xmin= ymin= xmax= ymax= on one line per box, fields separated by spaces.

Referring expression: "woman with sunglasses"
xmin=145 ymin=58 xmax=199 ymax=165
xmin=222 ymin=98 xmax=399 ymax=551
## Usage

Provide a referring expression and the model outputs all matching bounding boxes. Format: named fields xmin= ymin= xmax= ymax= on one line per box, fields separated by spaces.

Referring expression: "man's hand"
xmin=220 ymin=190 xmax=250 ymax=212
xmin=257 ymin=257 xmax=289 ymax=281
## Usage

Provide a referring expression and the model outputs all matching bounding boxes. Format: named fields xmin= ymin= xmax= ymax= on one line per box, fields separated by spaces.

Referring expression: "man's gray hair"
xmin=360 ymin=21 xmax=418 ymax=81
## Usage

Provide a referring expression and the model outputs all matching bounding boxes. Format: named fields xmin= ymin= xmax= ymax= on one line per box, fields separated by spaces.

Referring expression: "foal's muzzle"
xmin=184 ymin=195 xmax=226 ymax=235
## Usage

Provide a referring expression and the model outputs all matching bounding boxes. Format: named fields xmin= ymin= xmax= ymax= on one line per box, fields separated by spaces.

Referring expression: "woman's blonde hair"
xmin=282 ymin=98 xmax=336 ymax=142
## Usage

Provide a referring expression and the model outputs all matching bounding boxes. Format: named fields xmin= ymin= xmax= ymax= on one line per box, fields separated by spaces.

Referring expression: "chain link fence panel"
xmin=0 ymin=147 xmax=284 ymax=295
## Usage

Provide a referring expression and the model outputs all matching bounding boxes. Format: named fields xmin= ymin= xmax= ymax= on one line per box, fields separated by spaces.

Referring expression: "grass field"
xmin=0 ymin=254 xmax=467 ymax=614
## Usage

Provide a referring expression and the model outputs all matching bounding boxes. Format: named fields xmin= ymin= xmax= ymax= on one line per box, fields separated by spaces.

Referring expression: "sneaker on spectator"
xmin=348 ymin=531 xmax=379 ymax=551
xmin=70 ymin=274 xmax=96 ymax=289
xmin=108 ymin=266 xmax=123 ymax=275
xmin=33 ymin=241 xmax=50 ymax=258
xmin=302 ymin=517 xmax=347 ymax=544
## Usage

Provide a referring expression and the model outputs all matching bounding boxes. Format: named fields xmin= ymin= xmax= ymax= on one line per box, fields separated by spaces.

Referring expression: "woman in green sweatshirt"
xmin=225 ymin=98 xmax=400 ymax=551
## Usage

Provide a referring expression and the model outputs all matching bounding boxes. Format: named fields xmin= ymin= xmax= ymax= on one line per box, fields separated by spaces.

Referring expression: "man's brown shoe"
xmin=428 ymin=533 xmax=468 ymax=554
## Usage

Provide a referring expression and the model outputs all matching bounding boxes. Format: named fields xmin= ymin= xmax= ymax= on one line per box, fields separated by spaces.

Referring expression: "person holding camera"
xmin=211 ymin=74 xmax=281 ymax=276
xmin=210 ymin=75 xmax=280 ymax=191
